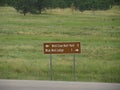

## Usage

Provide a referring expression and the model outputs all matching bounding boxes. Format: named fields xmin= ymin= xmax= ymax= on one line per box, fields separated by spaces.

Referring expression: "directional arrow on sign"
xmin=45 ymin=45 xmax=49 ymax=48
xmin=75 ymin=49 xmax=79 ymax=52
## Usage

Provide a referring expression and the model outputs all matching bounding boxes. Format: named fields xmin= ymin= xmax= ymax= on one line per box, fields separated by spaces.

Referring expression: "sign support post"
xmin=73 ymin=54 xmax=76 ymax=81
xmin=50 ymin=54 xmax=53 ymax=80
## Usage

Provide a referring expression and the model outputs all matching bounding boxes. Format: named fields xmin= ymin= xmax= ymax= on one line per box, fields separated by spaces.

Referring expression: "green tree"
xmin=1 ymin=0 xmax=117 ymax=14
xmin=13 ymin=0 xmax=48 ymax=15
xmin=0 ymin=0 xmax=7 ymax=6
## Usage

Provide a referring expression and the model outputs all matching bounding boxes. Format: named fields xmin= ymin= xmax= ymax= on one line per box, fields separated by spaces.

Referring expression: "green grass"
xmin=0 ymin=6 xmax=120 ymax=83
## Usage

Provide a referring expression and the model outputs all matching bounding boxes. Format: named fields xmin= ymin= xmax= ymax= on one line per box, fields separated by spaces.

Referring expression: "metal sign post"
xmin=73 ymin=54 xmax=76 ymax=81
xmin=50 ymin=54 xmax=53 ymax=80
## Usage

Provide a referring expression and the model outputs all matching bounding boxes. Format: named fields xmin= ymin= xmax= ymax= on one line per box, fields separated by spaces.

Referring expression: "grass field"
xmin=0 ymin=6 xmax=120 ymax=83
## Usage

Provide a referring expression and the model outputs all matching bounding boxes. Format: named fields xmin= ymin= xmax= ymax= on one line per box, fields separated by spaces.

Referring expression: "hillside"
xmin=0 ymin=6 xmax=120 ymax=83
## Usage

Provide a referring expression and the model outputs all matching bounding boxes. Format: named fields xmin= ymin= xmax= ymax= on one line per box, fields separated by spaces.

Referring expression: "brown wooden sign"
xmin=44 ymin=42 xmax=81 ymax=54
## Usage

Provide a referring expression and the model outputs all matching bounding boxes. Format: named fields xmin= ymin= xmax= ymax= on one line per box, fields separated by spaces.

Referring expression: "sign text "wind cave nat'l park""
xmin=44 ymin=42 xmax=81 ymax=54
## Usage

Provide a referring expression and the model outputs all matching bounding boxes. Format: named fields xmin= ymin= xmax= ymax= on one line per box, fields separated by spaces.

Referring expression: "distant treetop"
xmin=0 ymin=0 xmax=119 ymax=15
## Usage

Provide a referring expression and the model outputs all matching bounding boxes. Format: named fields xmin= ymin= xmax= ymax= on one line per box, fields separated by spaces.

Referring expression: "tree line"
xmin=0 ymin=0 xmax=120 ymax=15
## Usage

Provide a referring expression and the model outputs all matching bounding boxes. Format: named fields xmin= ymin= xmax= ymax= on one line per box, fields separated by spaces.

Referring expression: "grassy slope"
xmin=0 ymin=6 xmax=120 ymax=83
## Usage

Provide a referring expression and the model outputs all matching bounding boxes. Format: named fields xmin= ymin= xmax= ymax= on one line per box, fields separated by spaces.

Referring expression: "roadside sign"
xmin=43 ymin=42 xmax=81 ymax=81
xmin=44 ymin=42 xmax=81 ymax=54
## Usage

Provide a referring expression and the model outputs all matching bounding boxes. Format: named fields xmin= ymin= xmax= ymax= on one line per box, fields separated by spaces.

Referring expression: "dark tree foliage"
xmin=113 ymin=0 xmax=120 ymax=5
xmin=13 ymin=0 xmax=48 ymax=15
xmin=0 ymin=0 xmax=7 ymax=6
xmin=0 ymin=0 xmax=119 ymax=15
